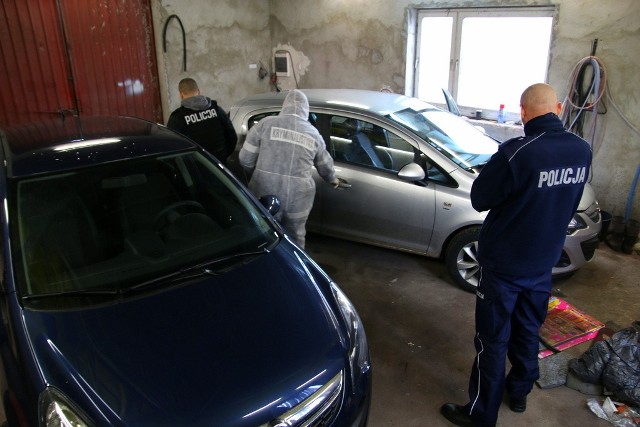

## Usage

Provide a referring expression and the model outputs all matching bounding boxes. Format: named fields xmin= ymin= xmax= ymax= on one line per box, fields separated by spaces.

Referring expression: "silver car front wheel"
xmin=445 ymin=227 xmax=481 ymax=293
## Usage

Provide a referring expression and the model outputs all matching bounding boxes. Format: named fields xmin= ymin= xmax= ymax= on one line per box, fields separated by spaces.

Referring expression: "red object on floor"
xmin=538 ymin=296 xmax=605 ymax=359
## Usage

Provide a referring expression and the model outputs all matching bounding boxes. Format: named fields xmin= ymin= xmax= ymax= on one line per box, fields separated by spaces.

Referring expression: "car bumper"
xmin=554 ymin=209 xmax=602 ymax=275
xmin=342 ymin=369 xmax=372 ymax=427
xmin=554 ymin=234 xmax=600 ymax=274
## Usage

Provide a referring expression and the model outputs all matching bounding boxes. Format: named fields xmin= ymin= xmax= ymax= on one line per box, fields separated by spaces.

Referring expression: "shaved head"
xmin=520 ymin=83 xmax=562 ymax=124
xmin=178 ymin=78 xmax=200 ymax=99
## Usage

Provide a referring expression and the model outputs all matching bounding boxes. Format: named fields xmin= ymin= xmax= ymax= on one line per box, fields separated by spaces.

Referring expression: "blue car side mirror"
xmin=259 ymin=195 xmax=281 ymax=215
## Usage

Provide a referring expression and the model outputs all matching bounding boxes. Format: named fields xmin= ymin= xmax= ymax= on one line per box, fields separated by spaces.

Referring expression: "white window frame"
xmin=408 ymin=6 xmax=556 ymax=122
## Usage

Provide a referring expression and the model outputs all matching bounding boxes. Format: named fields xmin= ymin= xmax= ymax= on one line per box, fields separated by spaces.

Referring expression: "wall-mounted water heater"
xmin=274 ymin=52 xmax=290 ymax=77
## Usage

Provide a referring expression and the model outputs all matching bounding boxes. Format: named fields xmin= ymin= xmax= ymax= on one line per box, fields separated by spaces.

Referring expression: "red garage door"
xmin=0 ymin=0 xmax=162 ymax=126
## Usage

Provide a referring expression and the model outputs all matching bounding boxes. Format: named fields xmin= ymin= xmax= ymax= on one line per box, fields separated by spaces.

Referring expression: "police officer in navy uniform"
xmin=167 ymin=78 xmax=237 ymax=165
xmin=441 ymin=83 xmax=592 ymax=427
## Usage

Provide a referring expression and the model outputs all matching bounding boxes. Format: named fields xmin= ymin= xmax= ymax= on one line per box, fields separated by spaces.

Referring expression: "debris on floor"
xmin=538 ymin=296 xmax=605 ymax=359
xmin=536 ymin=297 xmax=606 ymax=389
xmin=587 ymin=397 xmax=640 ymax=427
xmin=568 ymin=323 xmax=640 ymax=407
xmin=566 ymin=369 xmax=606 ymax=395
xmin=537 ymin=350 xmax=574 ymax=389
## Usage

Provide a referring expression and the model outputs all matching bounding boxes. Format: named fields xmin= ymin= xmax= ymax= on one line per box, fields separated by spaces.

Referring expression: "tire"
xmin=445 ymin=227 xmax=481 ymax=293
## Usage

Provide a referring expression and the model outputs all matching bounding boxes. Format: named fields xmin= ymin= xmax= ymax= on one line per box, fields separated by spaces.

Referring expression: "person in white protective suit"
xmin=239 ymin=89 xmax=340 ymax=248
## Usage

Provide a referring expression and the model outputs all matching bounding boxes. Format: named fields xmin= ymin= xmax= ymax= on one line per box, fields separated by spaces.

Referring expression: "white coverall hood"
xmin=280 ymin=90 xmax=309 ymax=120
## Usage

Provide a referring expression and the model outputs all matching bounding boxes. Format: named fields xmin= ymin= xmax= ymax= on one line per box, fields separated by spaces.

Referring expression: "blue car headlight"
xmin=330 ymin=282 xmax=370 ymax=388
xmin=39 ymin=387 xmax=91 ymax=427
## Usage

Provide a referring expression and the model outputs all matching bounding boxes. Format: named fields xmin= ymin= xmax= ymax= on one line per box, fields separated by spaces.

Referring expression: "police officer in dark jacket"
xmin=441 ymin=83 xmax=592 ymax=427
xmin=167 ymin=78 xmax=237 ymax=165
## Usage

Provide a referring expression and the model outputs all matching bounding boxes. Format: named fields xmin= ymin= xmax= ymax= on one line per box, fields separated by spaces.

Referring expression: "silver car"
xmin=227 ymin=89 xmax=602 ymax=292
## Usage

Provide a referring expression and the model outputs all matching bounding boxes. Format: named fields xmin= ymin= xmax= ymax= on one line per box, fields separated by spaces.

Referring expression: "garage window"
xmin=411 ymin=7 xmax=554 ymax=122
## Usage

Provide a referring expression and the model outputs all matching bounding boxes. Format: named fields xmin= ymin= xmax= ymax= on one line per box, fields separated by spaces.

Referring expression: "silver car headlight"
xmin=39 ymin=387 xmax=91 ymax=427
xmin=567 ymin=213 xmax=588 ymax=235
xmin=330 ymin=282 xmax=370 ymax=388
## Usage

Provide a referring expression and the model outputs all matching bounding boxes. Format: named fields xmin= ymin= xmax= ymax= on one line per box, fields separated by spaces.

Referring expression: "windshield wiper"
xmin=125 ymin=247 xmax=271 ymax=293
xmin=22 ymin=288 xmax=122 ymax=301
xmin=23 ymin=247 xmax=274 ymax=301
xmin=195 ymin=247 xmax=271 ymax=273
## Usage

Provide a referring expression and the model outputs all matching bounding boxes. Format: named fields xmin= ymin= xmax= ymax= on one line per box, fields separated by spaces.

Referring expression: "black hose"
xmin=163 ymin=14 xmax=186 ymax=72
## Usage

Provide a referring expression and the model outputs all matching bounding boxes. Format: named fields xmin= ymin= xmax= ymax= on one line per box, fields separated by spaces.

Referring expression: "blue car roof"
xmin=0 ymin=116 xmax=195 ymax=178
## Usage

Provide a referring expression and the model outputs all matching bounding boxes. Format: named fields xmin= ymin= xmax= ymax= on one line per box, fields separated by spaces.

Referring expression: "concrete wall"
xmin=151 ymin=0 xmax=273 ymax=116
xmin=152 ymin=0 xmax=640 ymax=220
xmin=268 ymin=0 xmax=408 ymax=92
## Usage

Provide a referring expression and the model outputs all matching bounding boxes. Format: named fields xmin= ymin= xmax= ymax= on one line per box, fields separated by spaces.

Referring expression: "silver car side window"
xmin=328 ymin=116 xmax=412 ymax=172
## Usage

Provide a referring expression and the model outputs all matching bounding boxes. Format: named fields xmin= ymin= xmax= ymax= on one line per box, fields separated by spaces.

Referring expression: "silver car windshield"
xmin=387 ymin=108 xmax=498 ymax=169
xmin=13 ymin=151 xmax=278 ymax=305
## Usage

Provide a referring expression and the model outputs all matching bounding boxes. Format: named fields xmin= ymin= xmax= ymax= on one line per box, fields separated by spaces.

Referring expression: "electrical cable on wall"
xmin=163 ymin=14 xmax=187 ymax=72
xmin=561 ymin=48 xmax=640 ymax=222
xmin=561 ymin=52 xmax=640 ymax=148
xmin=626 ymin=165 xmax=640 ymax=222
xmin=258 ymin=61 xmax=268 ymax=80
xmin=270 ymin=73 xmax=281 ymax=92
xmin=560 ymin=55 xmax=607 ymax=150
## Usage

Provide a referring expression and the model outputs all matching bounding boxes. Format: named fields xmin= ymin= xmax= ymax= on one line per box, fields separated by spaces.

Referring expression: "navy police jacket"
xmin=470 ymin=113 xmax=592 ymax=275
xmin=167 ymin=97 xmax=237 ymax=162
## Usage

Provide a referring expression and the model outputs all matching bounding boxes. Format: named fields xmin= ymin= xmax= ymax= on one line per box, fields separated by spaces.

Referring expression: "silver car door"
xmin=311 ymin=115 xmax=437 ymax=253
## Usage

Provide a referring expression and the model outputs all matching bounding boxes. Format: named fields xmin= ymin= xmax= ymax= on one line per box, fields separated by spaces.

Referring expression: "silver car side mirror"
xmin=397 ymin=162 xmax=426 ymax=182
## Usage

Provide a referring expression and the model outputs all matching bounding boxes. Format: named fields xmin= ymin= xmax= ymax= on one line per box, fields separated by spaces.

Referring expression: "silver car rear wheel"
xmin=445 ymin=227 xmax=481 ymax=292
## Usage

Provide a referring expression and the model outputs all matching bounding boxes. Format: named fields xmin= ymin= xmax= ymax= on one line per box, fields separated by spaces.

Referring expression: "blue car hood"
xmin=23 ymin=243 xmax=346 ymax=425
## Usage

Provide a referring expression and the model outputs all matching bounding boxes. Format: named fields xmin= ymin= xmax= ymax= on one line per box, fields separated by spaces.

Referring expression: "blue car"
xmin=0 ymin=116 xmax=371 ymax=426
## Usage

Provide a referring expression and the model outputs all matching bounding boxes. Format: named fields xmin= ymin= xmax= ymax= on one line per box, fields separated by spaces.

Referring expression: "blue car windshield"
xmin=12 ymin=151 xmax=279 ymax=304
xmin=387 ymin=108 xmax=498 ymax=169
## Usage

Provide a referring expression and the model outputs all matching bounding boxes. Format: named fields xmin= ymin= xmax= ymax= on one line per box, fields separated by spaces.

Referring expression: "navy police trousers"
xmin=464 ymin=267 xmax=552 ymax=427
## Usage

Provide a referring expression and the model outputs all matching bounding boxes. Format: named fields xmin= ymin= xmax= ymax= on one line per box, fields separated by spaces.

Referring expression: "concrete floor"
xmin=305 ymin=234 xmax=640 ymax=427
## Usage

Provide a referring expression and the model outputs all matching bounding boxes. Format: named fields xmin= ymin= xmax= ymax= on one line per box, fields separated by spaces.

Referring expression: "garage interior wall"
xmin=153 ymin=0 xmax=639 ymax=222
xmin=0 ymin=0 xmax=622 ymax=223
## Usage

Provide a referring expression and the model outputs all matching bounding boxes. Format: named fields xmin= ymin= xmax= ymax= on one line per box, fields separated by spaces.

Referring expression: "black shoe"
xmin=509 ymin=396 xmax=527 ymax=413
xmin=440 ymin=403 xmax=475 ymax=427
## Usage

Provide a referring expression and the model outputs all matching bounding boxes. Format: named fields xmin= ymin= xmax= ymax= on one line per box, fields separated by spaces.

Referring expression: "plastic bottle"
xmin=497 ymin=104 xmax=505 ymax=124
